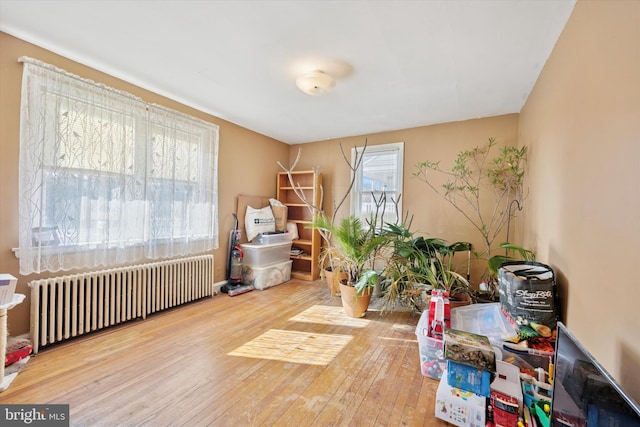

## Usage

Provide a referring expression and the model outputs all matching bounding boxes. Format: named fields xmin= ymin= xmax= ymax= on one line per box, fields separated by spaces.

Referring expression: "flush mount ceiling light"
xmin=295 ymin=71 xmax=336 ymax=96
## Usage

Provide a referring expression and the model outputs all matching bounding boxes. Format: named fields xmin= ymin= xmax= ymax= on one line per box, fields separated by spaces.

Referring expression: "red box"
xmin=490 ymin=361 xmax=523 ymax=427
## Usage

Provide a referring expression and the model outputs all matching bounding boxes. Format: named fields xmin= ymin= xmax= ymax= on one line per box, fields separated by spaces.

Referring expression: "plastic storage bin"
xmin=451 ymin=302 xmax=518 ymax=345
xmin=415 ymin=309 xmax=446 ymax=379
xmin=240 ymin=241 xmax=292 ymax=267
xmin=252 ymin=231 xmax=291 ymax=245
xmin=242 ymin=260 xmax=292 ymax=290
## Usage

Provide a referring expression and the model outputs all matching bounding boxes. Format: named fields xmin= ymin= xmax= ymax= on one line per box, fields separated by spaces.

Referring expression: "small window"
xmin=351 ymin=142 xmax=404 ymax=227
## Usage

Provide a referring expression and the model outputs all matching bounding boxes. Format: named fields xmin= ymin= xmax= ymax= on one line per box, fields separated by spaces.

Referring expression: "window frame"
xmin=350 ymin=142 xmax=404 ymax=227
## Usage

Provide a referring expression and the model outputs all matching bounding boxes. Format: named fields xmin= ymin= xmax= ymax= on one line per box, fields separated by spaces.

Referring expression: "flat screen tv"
xmin=551 ymin=322 xmax=640 ymax=426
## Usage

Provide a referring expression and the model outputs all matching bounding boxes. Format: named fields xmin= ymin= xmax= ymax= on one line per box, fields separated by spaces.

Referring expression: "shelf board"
xmin=280 ymin=186 xmax=314 ymax=190
xmin=292 ymin=239 xmax=312 ymax=246
xmin=288 ymin=219 xmax=311 ymax=224
xmin=290 ymin=254 xmax=312 ymax=261
xmin=291 ymin=270 xmax=314 ymax=281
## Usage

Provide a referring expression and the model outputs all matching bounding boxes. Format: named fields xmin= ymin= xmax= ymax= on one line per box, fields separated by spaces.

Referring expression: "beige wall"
xmin=289 ymin=114 xmax=520 ymax=284
xmin=0 ymin=32 xmax=290 ymax=335
xmin=519 ymin=0 xmax=640 ymax=399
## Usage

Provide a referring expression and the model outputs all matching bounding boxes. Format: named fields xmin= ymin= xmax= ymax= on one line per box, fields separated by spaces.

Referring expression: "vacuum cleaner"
xmin=221 ymin=213 xmax=254 ymax=296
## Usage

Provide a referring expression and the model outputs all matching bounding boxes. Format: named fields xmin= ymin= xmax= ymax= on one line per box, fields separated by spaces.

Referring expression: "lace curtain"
xmin=18 ymin=57 xmax=219 ymax=275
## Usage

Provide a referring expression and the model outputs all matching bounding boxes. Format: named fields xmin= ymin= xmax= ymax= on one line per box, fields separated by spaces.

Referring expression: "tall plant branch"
xmin=414 ymin=162 xmax=489 ymax=251
xmin=278 ymin=139 xmax=369 ymax=269
xmin=414 ymin=137 xmax=527 ymax=258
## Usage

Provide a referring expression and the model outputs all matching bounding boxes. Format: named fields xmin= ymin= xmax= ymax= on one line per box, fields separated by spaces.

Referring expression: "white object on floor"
xmin=1 ymin=293 xmax=27 ymax=392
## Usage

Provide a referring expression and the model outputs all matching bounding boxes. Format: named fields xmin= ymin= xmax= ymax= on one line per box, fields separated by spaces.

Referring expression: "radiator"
xmin=29 ymin=254 xmax=214 ymax=353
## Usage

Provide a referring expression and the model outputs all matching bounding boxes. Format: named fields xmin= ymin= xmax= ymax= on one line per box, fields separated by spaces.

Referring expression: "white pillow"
xmin=245 ymin=206 xmax=275 ymax=242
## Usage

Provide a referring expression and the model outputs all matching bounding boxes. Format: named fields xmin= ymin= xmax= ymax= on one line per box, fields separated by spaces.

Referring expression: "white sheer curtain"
xmin=18 ymin=57 xmax=219 ymax=275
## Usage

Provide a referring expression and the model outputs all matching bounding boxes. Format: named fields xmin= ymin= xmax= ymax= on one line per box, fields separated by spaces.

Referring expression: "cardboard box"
xmin=0 ymin=274 xmax=17 ymax=305
xmin=447 ymin=360 xmax=492 ymax=397
xmin=435 ymin=369 xmax=487 ymax=427
xmin=490 ymin=360 xmax=524 ymax=427
xmin=415 ymin=310 xmax=446 ymax=379
xmin=444 ymin=328 xmax=496 ymax=372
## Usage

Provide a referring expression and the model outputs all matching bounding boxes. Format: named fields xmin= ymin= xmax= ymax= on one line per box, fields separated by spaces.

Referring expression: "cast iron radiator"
xmin=28 ymin=254 xmax=214 ymax=353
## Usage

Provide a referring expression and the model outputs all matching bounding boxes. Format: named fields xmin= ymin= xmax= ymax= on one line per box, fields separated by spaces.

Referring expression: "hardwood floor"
xmin=1 ymin=280 xmax=449 ymax=426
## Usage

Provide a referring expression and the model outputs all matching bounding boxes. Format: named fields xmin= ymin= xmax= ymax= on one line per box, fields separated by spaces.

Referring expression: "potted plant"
xmin=471 ymin=242 xmax=536 ymax=301
xmin=312 ymin=214 xmax=388 ymax=317
xmin=379 ymin=220 xmax=473 ymax=312
xmin=414 ymin=137 xmax=528 ymax=297
xmin=378 ymin=220 xmax=432 ymax=312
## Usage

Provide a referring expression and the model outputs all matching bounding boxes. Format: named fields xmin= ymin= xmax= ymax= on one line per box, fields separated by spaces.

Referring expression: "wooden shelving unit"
xmin=277 ymin=171 xmax=322 ymax=281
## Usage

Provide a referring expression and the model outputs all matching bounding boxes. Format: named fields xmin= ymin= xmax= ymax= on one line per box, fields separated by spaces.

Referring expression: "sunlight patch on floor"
xmin=378 ymin=336 xmax=417 ymax=344
xmin=392 ymin=323 xmax=416 ymax=332
xmin=228 ymin=329 xmax=352 ymax=365
xmin=288 ymin=305 xmax=371 ymax=328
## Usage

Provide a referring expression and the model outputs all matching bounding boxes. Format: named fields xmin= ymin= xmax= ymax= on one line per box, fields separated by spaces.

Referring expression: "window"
xmin=18 ymin=57 xmax=219 ymax=274
xmin=351 ymin=142 xmax=404 ymax=227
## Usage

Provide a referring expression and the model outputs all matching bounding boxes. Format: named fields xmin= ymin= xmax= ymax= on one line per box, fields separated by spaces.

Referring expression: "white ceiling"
xmin=0 ymin=0 xmax=576 ymax=144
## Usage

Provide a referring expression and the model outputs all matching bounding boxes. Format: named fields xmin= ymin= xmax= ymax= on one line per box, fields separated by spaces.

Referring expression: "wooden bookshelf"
xmin=276 ymin=171 xmax=322 ymax=281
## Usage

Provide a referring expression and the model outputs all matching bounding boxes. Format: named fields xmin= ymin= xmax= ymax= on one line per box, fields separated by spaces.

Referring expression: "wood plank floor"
xmin=1 ymin=280 xmax=450 ymax=427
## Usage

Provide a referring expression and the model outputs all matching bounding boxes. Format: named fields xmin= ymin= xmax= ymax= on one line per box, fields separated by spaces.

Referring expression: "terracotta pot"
xmin=449 ymin=291 xmax=472 ymax=310
xmin=339 ymin=282 xmax=372 ymax=318
xmin=324 ymin=268 xmax=347 ymax=296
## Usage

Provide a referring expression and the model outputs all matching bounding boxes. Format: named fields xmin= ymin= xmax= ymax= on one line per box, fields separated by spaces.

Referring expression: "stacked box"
xmin=444 ymin=328 xmax=496 ymax=372
xmin=240 ymin=240 xmax=293 ymax=290
xmin=490 ymin=361 xmax=524 ymax=427
xmin=415 ymin=309 xmax=446 ymax=379
xmin=446 ymin=360 xmax=492 ymax=397
xmin=252 ymin=231 xmax=290 ymax=245
xmin=240 ymin=241 xmax=292 ymax=267
xmin=435 ymin=369 xmax=488 ymax=427
xmin=437 ymin=327 xmax=497 ymax=424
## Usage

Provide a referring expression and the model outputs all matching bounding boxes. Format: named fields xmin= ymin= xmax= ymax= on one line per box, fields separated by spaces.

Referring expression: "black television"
xmin=551 ymin=322 xmax=640 ymax=426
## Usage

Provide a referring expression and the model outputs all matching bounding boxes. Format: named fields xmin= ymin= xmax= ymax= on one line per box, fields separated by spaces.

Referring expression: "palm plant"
xmin=312 ymin=214 xmax=388 ymax=295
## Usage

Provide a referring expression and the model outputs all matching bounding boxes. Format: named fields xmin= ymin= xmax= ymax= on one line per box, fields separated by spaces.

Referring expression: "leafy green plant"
xmin=312 ymin=214 xmax=388 ymax=295
xmin=487 ymin=242 xmax=536 ymax=281
xmin=414 ymin=137 xmax=528 ymax=295
xmin=379 ymin=221 xmax=472 ymax=311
